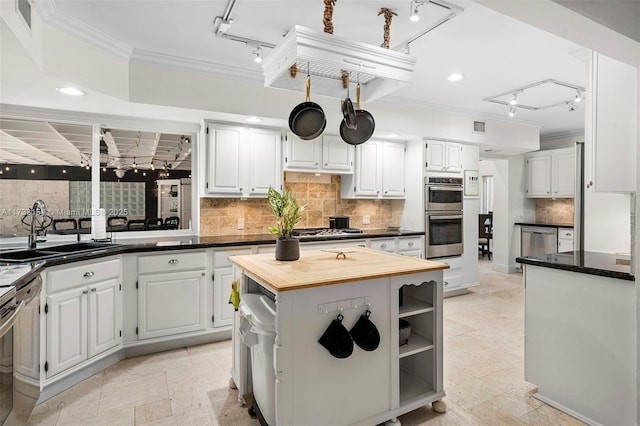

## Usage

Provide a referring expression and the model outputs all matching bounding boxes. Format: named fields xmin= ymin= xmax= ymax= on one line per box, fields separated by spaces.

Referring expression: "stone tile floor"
xmin=27 ymin=259 xmax=585 ymax=425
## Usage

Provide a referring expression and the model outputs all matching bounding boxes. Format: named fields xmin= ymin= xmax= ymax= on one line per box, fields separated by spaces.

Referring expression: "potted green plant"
xmin=268 ymin=187 xmax=306 ymax=261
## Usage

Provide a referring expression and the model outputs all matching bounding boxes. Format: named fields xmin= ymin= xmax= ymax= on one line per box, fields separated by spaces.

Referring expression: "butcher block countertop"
xmin=230 ymin=246 xmax=449 ymax=292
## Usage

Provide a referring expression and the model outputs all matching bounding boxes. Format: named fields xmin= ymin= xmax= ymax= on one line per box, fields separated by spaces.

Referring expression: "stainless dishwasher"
xmin=521 ymin=226 xmax=557 ymax=257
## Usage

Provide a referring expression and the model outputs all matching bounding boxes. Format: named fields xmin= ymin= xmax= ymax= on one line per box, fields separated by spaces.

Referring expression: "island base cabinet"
xmin=137 ymin=270 xmax=207 ymax=339
xmin=233 ymin=269 xmax=444 ymax=425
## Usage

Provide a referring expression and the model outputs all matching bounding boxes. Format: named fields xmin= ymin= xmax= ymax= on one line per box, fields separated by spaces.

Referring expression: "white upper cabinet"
xmin=587 ymin=52 xmax=637 ymax=193
xmin=206 ymin=123 xmax=282 ymax=197
xmin=342 ymin=140 xmax=405 ymax=199
xmin=526 ymin=148 xmax=574 ymax=198
xmin=284 ymin=133 xmax=354 ymax=174
xmin=425 ymin=140 xmax=463 ymax=173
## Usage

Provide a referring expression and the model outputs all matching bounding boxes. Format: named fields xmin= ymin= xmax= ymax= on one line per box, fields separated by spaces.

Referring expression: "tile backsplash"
xmin=535 ymin=198 xmax=574 ymax=224
xmin=200 ymin=173 xmax=404 ymax=236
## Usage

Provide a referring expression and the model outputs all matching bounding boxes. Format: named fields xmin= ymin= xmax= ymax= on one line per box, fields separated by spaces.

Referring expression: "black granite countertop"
xmin=0 ymin=229 xmax=424 ymax=288
xmin=516 ymin=251 xmax=634 ymax=281
xmin=514 ymin=222 xmax=574 ymax=228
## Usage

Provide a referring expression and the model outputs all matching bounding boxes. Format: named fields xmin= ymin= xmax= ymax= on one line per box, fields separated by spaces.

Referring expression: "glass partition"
xmin=0 ymin=118 xmax=193 ymax=238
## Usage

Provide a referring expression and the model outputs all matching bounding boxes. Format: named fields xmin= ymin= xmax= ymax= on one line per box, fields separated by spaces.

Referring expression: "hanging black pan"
xmin=289 ymin=73 xmax=326 ymax=140
xmin=341 ymin=73 xmax=357 ymax=130
xmin=340 ymin=83 xmax=375 ymax=145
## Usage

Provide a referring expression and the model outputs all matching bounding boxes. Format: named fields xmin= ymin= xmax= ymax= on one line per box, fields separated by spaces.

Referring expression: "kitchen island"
xmin=230 ymin=247 xmax=449 ymax=426
xmin=517 ymin=252 xmax=635 ymax=426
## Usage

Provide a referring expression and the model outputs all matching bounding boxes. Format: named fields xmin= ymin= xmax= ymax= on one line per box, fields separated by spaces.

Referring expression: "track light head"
xmin=574 ymin=89 xmax=583 ymax=103
xmin=509 ymin=93 xmax=518 ymax=106
xmin=253 ymin=46 xmax=263 ymax=63
xmin=508 ymin=106 xmax=516 ymax=117
xmin=409 ymin=0 xmax=424 ymax=22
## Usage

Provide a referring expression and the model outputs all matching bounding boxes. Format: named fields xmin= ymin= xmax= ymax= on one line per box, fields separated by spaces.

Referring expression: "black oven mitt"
xmin=318 ymin=314 xmax=353 ymax=358
xmin=350 ymin=310 xmax=380 ymax=351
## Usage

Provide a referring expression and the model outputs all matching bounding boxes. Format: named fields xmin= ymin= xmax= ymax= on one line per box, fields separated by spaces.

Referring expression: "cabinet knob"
xmin=408 ymin=242 xmax=414 ymax=247
xmin=168 ymin=259 xmax=179 ymax=264
xmin=384 ymin=191 xmax=388 ymax=194
xmin=251 ymin=188 xmax=255 ymax=191
xmin=91 ymin=288 xmax=97 ymax=292
xmin=325 ymin=163 xmax=328 ymax=166
xmin=315 ymin=163 xmax=318 ymax=166
xmin=381 ymin=243 xmax=387 ymax=249
xmin=586 ymin=180 xmax=593 ymax=188
xmin=444 ymin=281 xmax=449 ymax=286
xmin=83 ymin=271 xmax=94 ymax=278
xmin=82 ymin=290 xmax=88 ymax=295
xmin=376 ymin=190 xmax=380 ymax=194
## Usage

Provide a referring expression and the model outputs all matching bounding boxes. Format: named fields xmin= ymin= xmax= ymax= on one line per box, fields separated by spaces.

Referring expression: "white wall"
xmin=492 ymin=155 xmax=535 ymax=273
xmin=540 ymin=132 xmax=584 ymax=150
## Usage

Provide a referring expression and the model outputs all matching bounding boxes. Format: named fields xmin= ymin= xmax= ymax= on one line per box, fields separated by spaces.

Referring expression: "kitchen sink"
xmin=0 ymin=242 xmax=120 ymax=263
xmin=0 ymin=249 xmax=61 ymax=262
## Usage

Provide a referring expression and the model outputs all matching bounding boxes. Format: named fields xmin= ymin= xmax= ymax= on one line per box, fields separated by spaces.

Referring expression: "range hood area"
xmin=262 ymin=25 xmax=417 ymax=103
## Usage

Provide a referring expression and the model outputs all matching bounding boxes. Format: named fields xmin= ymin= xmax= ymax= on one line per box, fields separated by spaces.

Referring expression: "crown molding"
xmin=33 ymin=0 xmax=132 ymax=59
xmin=130 ymin=49 xmax=264 ymax=82
xmin=0 ymin=104 xmax=201 ymax=134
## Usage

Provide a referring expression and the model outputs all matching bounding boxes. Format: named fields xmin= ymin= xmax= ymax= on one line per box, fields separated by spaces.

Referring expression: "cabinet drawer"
xmin=48 ymin=258 xmax=120 ymax=293
xmin=214 ymin=248 xmax=253 ymax=268
xmin=437 ymin=256 xmax=462 ymax=270
xmin=398 ymin=237 xmax=422 ymax=252
xmin=558 ymin=228 xmax=574 ymax=240
xmin=138 ymin=250 xmax=207 ymax=274
xmin=369 ymin=238 xmax=396 ymax=252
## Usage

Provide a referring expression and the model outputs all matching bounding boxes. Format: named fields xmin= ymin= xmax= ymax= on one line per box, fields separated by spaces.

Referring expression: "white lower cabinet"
xmin=213 ymin=248 xmax=253 ymax=328
xmin=138 ymin=270 xmax=207 ymax=339
xmin=369 ymin=236 xmax=424 ymax=258
xmin=437 ymin=256 xmax=463 ymax=293
xmin=45 ymin=258 xmax=122 ymax=378
xmin=558 ymin=228 xmax=574 ymax=252
xmin=137 ymin=250 xmax=209 ymax=339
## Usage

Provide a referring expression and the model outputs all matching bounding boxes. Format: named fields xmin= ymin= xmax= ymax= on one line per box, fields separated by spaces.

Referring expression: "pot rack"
xmin=214 ymin=0 xmax=464 ymax=103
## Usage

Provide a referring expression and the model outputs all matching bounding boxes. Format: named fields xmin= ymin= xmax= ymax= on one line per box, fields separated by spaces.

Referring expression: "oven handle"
xmin=428 ymin=214 xmax=463 ymax=220
xmin=427 ymin=186 xmax=463 ymax=191
xmin=0 ymin=300 xmax=25 ymax=338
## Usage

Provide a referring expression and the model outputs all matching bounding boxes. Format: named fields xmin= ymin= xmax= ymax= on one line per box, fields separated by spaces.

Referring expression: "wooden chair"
xmin=478 ymin=214 xmax=493 ymax=260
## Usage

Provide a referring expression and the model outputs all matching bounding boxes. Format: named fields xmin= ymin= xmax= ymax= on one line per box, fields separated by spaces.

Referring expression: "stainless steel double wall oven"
xmin=425 ymin=176 xmax=464 ymax=258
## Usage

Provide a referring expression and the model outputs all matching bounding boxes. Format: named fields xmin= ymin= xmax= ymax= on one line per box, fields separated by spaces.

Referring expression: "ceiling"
xmin=0 ymin=0 xmax=590 ymax=166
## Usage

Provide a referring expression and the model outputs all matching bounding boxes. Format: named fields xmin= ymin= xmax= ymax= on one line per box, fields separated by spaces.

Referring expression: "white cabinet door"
xmin=138 ymin=270 xmax=207 ymax=339
xmin=558 ymin=228 xmax=574 ymax=252
xmin=248 ymin=128 xmax=282 ymax=196
xmin=590 ymin=52 xmax=637 ymax=193
xmin=207 ymin=124 xmax=244 ymax=195
xmin=213 ymin=266 xmax=235 ymax=328
xmin=284 ymin=133 xmax=321 ymax=170
xmin=445 ymin=142 xmax=463 ymax=172
xmin=88 ymin=278 xmax=122 ymax=358
xmin=382 ymin=141 xmax=405 ymax=197
xmin=425 ymin=140 xmax=446 ymax=172
xmin=354 ymin=142 xmax=381 ymax=196
xmin=46 ymin=287 xmax=88 ymax=377
xmin=553 ymin=151 xmax=575 ymax=197
xmin=322 ymin=135 xmax=353 ymax=172
xmin=526 ymin=155 xmax=552 ymax=197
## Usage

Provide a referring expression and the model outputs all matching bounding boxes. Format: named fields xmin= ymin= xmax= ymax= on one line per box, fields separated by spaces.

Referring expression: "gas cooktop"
xmin=292 ymin=228 xmax=364 ymax=237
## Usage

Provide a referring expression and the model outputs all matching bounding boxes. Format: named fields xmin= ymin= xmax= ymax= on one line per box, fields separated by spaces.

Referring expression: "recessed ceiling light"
xmin=56 ymin=87 xmax=85 ymax=96
xmin=447 ymin=73 xmax=464 ymax=82
xmin=245 ymin=116 xmax=262 ymax=123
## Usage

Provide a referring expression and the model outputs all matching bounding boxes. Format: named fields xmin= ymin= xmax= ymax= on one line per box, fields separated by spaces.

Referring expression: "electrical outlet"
xmin=363 ymin=215 xmax=370 ymax=225
xmin=237 ymin=218 xmax=245 ymax=229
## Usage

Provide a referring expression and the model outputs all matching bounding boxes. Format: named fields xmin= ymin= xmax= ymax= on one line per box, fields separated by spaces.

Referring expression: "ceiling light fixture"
xmin=56 ymin=87 xmax=85 ymax=96
xmin=509 ymin=93 xmax=518 ymax=106
xmin=574 ymin=89 xmax=583 ymax=103
xmin=132 ymin=157 xmax=137 ymax=168
xmin=447 ymin=73 xmax=464 ymax=82
xmin=409 ymin=0 xmax=426 ymax=22
xmin=253 ymin=46 xmax=263 ymax=63
xmin=568 ymin=103 xmax=576 ymax=112
xmin=508 ymin=106 xmax=516 ymax=117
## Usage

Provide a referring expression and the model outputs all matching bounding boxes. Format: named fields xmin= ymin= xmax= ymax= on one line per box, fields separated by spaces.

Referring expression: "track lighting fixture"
xmin=574 ymin=89 xmax=583 ymax=103
xmin=568 ymin=103 xmax=576 ymax=112
xmin=509 ymin=93 xmax=518 ymax=106
xmin=409 ymin=0 xmax=426 ymax=22
xmin=508 ymin=106 xmax=516 ymax=117
xmin=253 ymin=46 xmax=263 ymax=63
xmin=132 ymin=157 xmax=137 ymax=168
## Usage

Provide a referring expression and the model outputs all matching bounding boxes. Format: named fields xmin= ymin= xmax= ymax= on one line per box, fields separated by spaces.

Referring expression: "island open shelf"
xmin=230 ymin=247 xmax=448 ymax=425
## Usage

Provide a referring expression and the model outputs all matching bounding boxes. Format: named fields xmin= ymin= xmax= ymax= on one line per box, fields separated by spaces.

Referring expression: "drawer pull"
xmin=168 ymin=259 xmax=180 ymax=265
xmin=83 ymin=271 xmax=95 ymax=278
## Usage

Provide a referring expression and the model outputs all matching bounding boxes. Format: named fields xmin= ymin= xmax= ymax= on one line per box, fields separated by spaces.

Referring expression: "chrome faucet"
xmin=28 ymin=199 xmax=47 ymax=250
